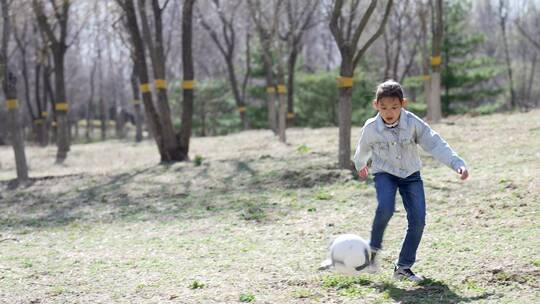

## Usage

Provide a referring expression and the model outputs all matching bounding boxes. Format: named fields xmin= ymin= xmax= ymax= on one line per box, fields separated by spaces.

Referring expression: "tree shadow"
xmin=0 ymin=166 xmax=159 ymax=229
xmin=0 ymin=157 xmax=362 ymax=230
xmin=1 ymin=158 xmax=290 ymax=231
xmin=373 ymin=278 xmax=496 ymax=304
xmin=228 ymin=160 xmax=257 ymax=176
xmin=2 ymin=174 xmax=82 ymax=190
xmin=235 ymin=161 xmax=257 ymax=175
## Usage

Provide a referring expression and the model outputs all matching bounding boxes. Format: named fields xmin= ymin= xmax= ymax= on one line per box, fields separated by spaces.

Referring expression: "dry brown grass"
xmin=0 ymin=109 xmax=539 ymax=303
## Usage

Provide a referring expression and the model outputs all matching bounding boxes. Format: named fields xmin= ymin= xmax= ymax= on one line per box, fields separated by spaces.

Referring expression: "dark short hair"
xmin=375 ymin=80 xmax=404 ymax=102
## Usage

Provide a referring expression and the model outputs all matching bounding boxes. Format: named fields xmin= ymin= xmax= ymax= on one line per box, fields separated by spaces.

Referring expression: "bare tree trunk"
xmin=35 ymin=61 xmax=48 ymax=146
xmin=53 ymin=52 xmax=69 ymax=162
xmin=104 ymin=19 xmax=123 ymax=139
xmin=286 ymin=49 xmax=297 ymax=127
xmin=382 ymin=1 xmax=410 ymax=81
xmin=21 ymin=54 xmax=34 ymax=125
xmin=383 ymin=31 xmax=391 ymax=79
xmin=498 ymin=0 xmax=516 ymax=109
xmin=74 ymin=120 xmax=79 ymax=140
xmin=283 ymin=0 xmax=319 ymax=127
xmin=121 ymin=0 xmax=162 ymax=146
xmin=13 ymin=21 xmax=37 ymax=141
xmin=399 ymin=38 xmax=420 ymax=84
xmin=33 ymin=0 xmax=71 ymax=163
xmin=419 ymin=2 xmax=431 ymax=112
xmin=526 ymin=53 xmax=536 ymax=106
xmin=515 ymin=21 xmax=540 ymax=51
xmin=247 ymin=0 xmax=281 ymax=133
xmin=225 ymin=58 xmax=249 ymax=130
xmin=276 ymin=64 xmax=286 ymax=143
xmin=96 ymin=46 xmax=107 ymax=141
xmin=241 ymin=30 xmax=252 ymax=121
xmin=330 ymin=0 xmax=393 ymax=169
xmin=391 ymin=7 xmax=404 ymax=80
xmin=99 ymin=99 xmax=106 ymax=141
xmin=428 ymin=0 xmax=443 ymax=122
xmin=1 ymin=0 xmax=29 ymax=182
xmin=199 ymin=1 xmax=251 ymax=130
xmin=117 ymin=0 xmax=184 ymax=162
xmin=130 ymin=66 xmax=143 ymax=142
xmin=138 ymin=0 xmax=184 ymax=159
xmin=112 ymin=82 xmax=123 ymax=140
xmin=43 ymin=62 xmax=54 ymax=145
xmin=4 ymin=73 xmax=29 ymax=182
xmin=338 ymin=63 xmax=353 ymax=169
xmin=179 ymin=0 xmax=196 ymax=157
xmin=515 ymin=20 xmax=540 ymax=107
xmin=86 ymin=63 xmax=96 ymax=142
xmin=263 ymin=47 xmax=277 ymax=133
xmin=34 ymin=27 xmax=50 ymax=147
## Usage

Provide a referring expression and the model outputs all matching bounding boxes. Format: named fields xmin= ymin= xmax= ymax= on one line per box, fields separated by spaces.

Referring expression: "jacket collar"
xmin=376 ymin=108 xmax=408 ymax=132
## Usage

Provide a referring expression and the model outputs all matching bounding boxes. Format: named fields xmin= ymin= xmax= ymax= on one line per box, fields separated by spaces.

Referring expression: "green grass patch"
xmin=292 ymin=288 xmax=320 ymax=299
xmin=314 ymin=189 xmax=332 ymax=200
xmin=322 ymin=274 xmax=373 ymax=297
xmin=296 ymin=144 xmax=310 ymax=154
xmin=189 ymin=280 xmax=204 ymax=289
xmin=193 ymin=155 xmax=204 ymax=166
xmin=239 ymin=293 xmax=255 ymax=302
xmin=322 ymin=274 xmax=371 ymax=289
xmin=240 ymin=202 xmax=267 ymax=221
xmin=21 ymin=259 xmax=33 ymax=268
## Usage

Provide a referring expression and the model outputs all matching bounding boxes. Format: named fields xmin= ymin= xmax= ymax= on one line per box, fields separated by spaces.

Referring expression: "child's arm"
xmin=353 ymin=125 xmax=371 ymax=179
xmin=415 ymin=119 xmax=468 ymax=179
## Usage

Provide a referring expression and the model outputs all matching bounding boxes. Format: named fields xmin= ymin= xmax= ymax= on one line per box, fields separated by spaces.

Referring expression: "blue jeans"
xmin=370 ymin=171 xmax=426 ymax=268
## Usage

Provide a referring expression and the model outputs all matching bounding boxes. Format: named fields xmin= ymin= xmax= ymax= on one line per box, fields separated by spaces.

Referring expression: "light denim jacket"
xmin=353 ymin=109 xmax=466 ymax=178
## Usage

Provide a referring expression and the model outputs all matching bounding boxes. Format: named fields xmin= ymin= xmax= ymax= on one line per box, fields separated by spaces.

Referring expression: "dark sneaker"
xmin=393 ymin=265 xmax=423 ymax=281
xmin=366 ymin=251 xmax=380 ymax=273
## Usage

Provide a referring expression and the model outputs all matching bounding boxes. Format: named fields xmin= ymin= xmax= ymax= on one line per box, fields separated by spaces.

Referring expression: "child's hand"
xmin=358 ymin=166 xmax=369 ymax=180
xmin=457 ymin=166 xmax=469 ymax=180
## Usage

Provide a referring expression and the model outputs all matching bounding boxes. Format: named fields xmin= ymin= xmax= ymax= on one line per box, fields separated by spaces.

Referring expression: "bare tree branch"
xmin=515 ymin=20 xmax=540 ymax=51
xmin=354 ymin=0 xmax=393 ymax=67
xmin=196 ymin=7 xmax=227 ymax=57
xmin=351 ymin=0 xmax=377 ymax=49
xmin=161 ymin=0 xmax=171 ymax=11
xmin=329 ymin=0 xmax=344 ymax=49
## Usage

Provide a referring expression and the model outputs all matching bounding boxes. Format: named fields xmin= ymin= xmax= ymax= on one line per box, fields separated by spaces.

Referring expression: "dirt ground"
xmin=1 ymin=110 xmax=539 ymax=303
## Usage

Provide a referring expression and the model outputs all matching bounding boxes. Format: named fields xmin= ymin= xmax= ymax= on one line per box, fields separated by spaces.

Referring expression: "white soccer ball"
xmin=329 ymin=234 xmax=371 ymax=276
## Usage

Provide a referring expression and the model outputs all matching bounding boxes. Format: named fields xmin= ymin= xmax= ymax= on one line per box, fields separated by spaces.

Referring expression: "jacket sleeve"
xmin=353 ymin=125 xmax=372 ymax=171
xmin=415 ymin=118 xmax=466 ymax=171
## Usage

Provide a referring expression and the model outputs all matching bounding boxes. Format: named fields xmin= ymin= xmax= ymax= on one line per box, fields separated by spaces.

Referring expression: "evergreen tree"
xmin=441 ymin=0 xmax=503 ymax=114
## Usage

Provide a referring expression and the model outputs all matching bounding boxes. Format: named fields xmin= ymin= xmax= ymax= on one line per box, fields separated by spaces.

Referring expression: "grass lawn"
xmin=1 ymin=110 xmax=539 ymax=303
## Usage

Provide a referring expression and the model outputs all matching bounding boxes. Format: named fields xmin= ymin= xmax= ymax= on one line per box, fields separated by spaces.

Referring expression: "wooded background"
xmin=1 ymin=0 xmax=539 ymax=181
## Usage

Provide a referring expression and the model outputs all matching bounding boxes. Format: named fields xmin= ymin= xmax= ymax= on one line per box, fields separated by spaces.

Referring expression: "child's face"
xmin=373 ymin=97 xmax=404 ymax=124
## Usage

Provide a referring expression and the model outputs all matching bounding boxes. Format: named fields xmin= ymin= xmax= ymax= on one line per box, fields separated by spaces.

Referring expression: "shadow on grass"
xmin=0 ymin=166 xmax=158 ymax=229
xmin=2 ymin=174 xmax=82 ymax=190
xmin=373 ymin=278 xmax=496 ymax=304
xmin=322 ymin=275 xmax=496 ymax=303
xmin=236 ymin=161 xmax=257 ymax=175
xmin=1 ymin=161 xmax=278 ymax=230
xmin=0 ymin=158 xmax=360 ymax=230
xmin=223 ymin=160 xmax=257 ymax=186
